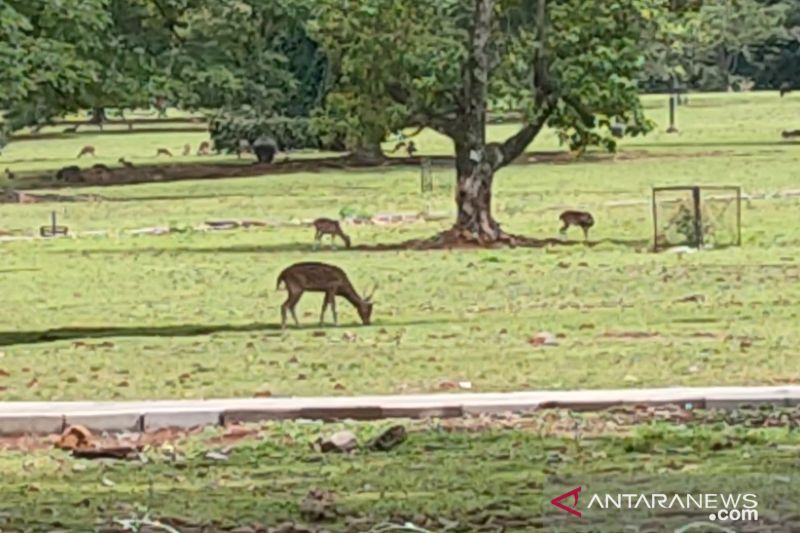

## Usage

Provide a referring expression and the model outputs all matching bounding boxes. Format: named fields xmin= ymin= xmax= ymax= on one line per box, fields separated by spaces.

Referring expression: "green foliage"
xmin=312 ymin=0 xmax=662 ymax=157
xmin=208 ymin=111 xmax=321 ymax=153
xmin=641 ymin=0 xmax=793 ymax=91
xmin=689 ymin=0 xmax=789 ymax=90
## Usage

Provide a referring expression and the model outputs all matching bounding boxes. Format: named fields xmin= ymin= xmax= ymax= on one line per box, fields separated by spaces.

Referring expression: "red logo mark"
xmin=550 ymin=486 xmax=582 ymax=517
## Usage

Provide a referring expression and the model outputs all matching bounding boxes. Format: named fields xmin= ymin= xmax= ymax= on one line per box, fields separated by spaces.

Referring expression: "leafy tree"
xmin=689 ymin=0 xmax=788 ymax=90
xmin=311 ymin=0 xmax=660 ymax=243
xmin=180 ymin=0 xmax=342 ymax=155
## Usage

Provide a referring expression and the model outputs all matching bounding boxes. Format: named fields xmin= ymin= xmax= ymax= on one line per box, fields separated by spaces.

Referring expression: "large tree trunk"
xmin=452 ymin=143 xmax=503 ymax=242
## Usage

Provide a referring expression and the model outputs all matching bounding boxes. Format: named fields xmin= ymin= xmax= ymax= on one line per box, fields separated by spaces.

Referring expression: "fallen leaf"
xmin=437 ymin=381 xmax=458 ymax=390
xmin=312 ymin=331 xmax=326 ymax=337
xmin=26 ymin=378 xmax=38 ymax=388
xmin=528 ymin=332 xmax=558 ymax=346
xmin=0 ymin=369 xmax=10 ymax=377
xmin=254 ymin=390 xmax=272 ymax=398
xmin=287 ymin=356 xmax=299 ymax=364
xmin=297 ymin=374 xmax=307 ymax=380
xmin=334 ymin=383 xmax=346 ymax=391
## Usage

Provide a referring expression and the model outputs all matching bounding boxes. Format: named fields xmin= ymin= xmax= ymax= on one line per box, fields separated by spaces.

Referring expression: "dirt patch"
xmin=1 ymin=189 xmax=104 ymax=204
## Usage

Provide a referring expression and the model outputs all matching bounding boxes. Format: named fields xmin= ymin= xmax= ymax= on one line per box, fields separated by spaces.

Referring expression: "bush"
xmin=209 ymin=109 xmax=346 ymax=161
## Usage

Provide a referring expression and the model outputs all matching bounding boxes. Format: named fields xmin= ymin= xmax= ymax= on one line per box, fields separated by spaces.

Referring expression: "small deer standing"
xmin=77 ymin=145 xmax=96 ymax=158
xmin=559 ymin=210 xmax=595 ymax=240
xmin=276 ymin=262 xmax=376 ymax=327
xmin=312 ymin=218 xmax=351 ymax=249
xmin=196 ymin=141 xmax=211 ymax=156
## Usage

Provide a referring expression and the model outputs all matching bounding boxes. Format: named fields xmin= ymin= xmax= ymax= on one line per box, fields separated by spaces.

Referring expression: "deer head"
xmin=357 ymin=282 xmax=379 ymax=325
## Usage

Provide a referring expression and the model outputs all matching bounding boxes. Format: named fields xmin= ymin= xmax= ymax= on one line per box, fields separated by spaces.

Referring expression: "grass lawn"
xmin=0 ymin=408 xmax=797 ymax=531
xmin=0 ymin=92 xmax=799 ymax=401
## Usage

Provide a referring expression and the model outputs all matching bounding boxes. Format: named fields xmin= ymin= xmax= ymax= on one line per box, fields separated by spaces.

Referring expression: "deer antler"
xmin=364 ymin=280 xmax=379 ymax=302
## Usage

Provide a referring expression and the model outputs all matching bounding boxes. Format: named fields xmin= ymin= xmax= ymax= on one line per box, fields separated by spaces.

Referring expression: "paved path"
xmin=2 ymin=385 xmax=798 ymax=435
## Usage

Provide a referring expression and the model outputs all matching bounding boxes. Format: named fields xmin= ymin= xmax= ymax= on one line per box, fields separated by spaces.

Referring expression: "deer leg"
xmin=559 ymin=222 xmax=569 ymax=238
xmin=582 ymin=226 xmax=589 ymax=241
xmin=280 ymin=298 xmax=289 ymax=329
xmin=329 ymin=293 xmax=338 ymax=325
xmin=319 ymin=294 xmax=329 ymax=325
xmin=282 ymin=290 xmax=302 ymax=327
xmin=290 ymin=294 xmax=301 ymax=326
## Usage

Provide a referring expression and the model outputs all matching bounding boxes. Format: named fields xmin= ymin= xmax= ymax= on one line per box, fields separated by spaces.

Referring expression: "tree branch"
xmin=387 ymin=83 xmax=460 ymax=136
xmin=490 ymin=94 xmax=557 ymax=169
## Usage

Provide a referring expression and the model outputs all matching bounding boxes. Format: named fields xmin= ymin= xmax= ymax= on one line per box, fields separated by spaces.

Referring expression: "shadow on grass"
xmin=51 ymin=237 xmax=651 ymax=256
xmin=0 ymin=318 xmax=452 ymax=347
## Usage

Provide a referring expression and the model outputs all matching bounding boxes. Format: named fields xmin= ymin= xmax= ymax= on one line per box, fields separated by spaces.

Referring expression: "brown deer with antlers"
xmin=559 ymin=210 xmax=595 ymax=240
xmin=312 ymin=218 xmax=351 ymax=249
xmin=276 ymin=262 xmax=376 ymax=328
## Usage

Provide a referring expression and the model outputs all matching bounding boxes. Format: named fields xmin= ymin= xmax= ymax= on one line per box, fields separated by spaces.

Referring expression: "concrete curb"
xmin=1 ymin=385 xmax=798 ymax=436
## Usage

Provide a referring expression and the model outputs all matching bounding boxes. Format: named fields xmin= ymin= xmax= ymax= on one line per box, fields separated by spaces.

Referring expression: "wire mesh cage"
xmin=652 ymin=186 xmax=741 ymax=251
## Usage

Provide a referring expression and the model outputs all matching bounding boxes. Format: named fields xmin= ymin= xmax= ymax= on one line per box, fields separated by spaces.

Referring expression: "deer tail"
xmin=276 ymin=272 xmax=285 ymax=290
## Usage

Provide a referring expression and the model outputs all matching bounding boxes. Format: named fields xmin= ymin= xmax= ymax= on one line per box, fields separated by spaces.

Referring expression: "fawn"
xmin=182 ymin=143 xmax=191 ymax=156
xmin=276 ymin=262 xmax=376 ymax=327
xmin=156 ymin=148 xmax=173 ymax=157
xmin=313 ymin=218 xmax=351 ymax=249
xmin=77 ymin=145 xmax=95 ymax=158
xmin=196 ymin=141 xmax=211 ymax=155
xmin=559 ymin=210 xmax=595 ymax=240
xmin=118 ymin=157 xmax=134 ymax=168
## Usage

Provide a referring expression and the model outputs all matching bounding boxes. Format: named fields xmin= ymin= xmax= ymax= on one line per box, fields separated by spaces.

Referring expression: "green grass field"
xmin=1 ymin=408 xmax=797 ymax=530
xmin=1 ymin=92 xmax=799 ymax=401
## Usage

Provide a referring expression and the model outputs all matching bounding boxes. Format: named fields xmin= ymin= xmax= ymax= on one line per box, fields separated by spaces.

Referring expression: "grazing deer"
xmin=156 ymin=148 xmax=173 ymax=157
xmin=118 ymin=157 xmax=134 ymax=168
xmin=77 ymin=145 xmax=95 ymax=158
xmin=780 ymin=82 xmax=792 ymax=97
xmin=781 ymin=130 xmax=800 ymax=139
xmin=276 ymin=262 xmax=376 ymax=327
xmin=182 ymin=143 xmax=191 ymax=156
xmin=197 ymin=141 xmax=211 ymax=156
xmin=559 ymin=210 xmax=595 ymax=240
xmin=63 ymin=125 xmax=79 ymax=133
xmin=313 ymin=218 xmax=351 ymax=249
xmin=4 ymin=168 xmax=15 ymax=180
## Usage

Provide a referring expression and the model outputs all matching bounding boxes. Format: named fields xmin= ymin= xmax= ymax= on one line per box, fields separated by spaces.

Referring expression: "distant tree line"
xmin=640 ymin=0 xmax=800 ymax=92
